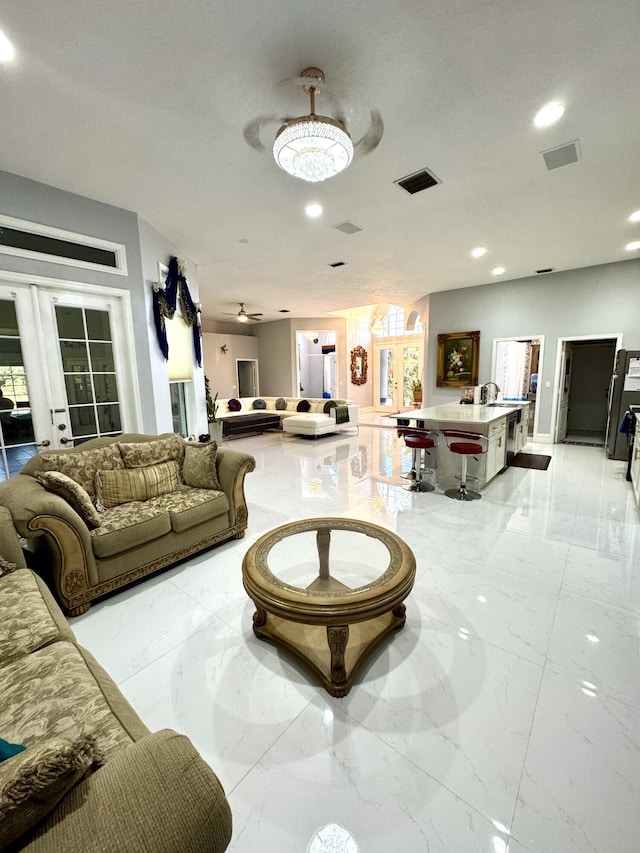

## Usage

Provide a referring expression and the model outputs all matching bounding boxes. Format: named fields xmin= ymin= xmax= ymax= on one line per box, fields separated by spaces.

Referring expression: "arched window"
xmin=374 ymin=305 xmax=423 ymax=337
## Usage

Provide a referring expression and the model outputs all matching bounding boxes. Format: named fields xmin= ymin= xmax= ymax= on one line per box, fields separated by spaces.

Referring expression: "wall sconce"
xmin=220 ymin=344 xmax=228 ymax=354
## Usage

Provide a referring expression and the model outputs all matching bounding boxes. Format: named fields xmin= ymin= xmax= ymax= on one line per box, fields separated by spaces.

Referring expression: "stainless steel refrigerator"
xmin=606 ymin=349 xmax=640 ymax=460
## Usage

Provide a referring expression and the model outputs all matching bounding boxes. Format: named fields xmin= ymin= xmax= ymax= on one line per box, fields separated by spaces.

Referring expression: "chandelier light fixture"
xmin=273 ymin=68 xmax=353 ymax=183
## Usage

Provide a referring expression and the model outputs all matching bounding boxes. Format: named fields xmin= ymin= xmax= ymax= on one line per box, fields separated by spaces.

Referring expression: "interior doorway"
xmin=551 ymin=334 xmax=621 ymax=444
xmin=237 ymin=359 xmax=259 ymax=397
xmin=296 ymin=331 xmax=337 ymax=399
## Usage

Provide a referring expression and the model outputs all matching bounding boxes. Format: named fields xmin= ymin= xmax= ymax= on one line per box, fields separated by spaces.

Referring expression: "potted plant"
xmin=410 ymin=377 xmax=423 ymax=404
xmin=205 ymin=376 xmax=222 ymax=443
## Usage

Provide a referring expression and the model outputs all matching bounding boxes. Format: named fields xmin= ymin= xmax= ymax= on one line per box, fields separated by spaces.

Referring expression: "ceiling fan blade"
xmin=243 ymin=116 xmax=286 ymax=151
xmin=353 ymin=109 xmax=384 ymax=155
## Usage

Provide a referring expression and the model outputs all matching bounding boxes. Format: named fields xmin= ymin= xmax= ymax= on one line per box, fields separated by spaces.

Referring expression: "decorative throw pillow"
xmin=296 ymin=399 xmax=311 ymax=413
xmin=0 ymin=733 xmax=103 ymax=849
xmin=227 ymin=398 xmax=242 ymax=412
xmin=0 ymin=559 xmax=18 ymax=578
xmin=275 ymin=397 xmax=287 ymax=410
xmin=95 ymin=461 xmax=180 ymax=510
xmin=182 ymin=443 xmax=222 ymax=491
xmin=118 ymin=436 xmax=185 ymax=470
xmin=323 ymin=400 xmax=338 ymax=414
xmin=34 ymin=471 xmax=102 ymax=528
xmin=41 ymin=446 xmax=124 ymax=502
xmin=0 ymin=739 xmax=25 ymax=763
xmin=252 ymin=399 xmax=267 ymax=410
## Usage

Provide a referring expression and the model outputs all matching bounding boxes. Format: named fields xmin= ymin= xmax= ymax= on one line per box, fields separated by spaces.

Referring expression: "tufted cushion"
xmin=296 ymin=399 xmax=311 ymax=413
xmin=0 ymin=732 xmax=103 ymax=848
xmin=275 ymin=397 xmax=287 ymax=410
xmin=323 ymin=400 xmax=338 ymax=414
xmin=41 ymin=446 xmax=124 ymax=503
xmin=252 ymin=399 xmax=267 ymax=410
xmin=34 ymin=471 xmax=102 ymax=528
xmin=117 ymin=436 xmax=185 ymax=470
xmin=227 ymin=398 xmax=242 ymax=412
xmin=95 ymin=462 xmax=180 ymax=510
xmin=182 ymin=443 xmax=221 ymax=490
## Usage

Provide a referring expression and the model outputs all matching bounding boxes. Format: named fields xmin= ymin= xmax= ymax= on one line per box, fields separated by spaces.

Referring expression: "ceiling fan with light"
xmin=223 ymin=303 xmax=263 ymax=323
xmin=243 ymin=67 xmax=384 ymax=183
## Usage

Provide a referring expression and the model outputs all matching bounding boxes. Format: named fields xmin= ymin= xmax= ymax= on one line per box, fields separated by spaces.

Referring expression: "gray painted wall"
xmin=426 ymin=259 xmax=640 ymax=436
xmin=202 ymin=332 xmax=258 ymax=399
xmin=0 ymin=170 xmax=158 ymax=430
xmin=254 ymin=319 xmax=297 ymax=396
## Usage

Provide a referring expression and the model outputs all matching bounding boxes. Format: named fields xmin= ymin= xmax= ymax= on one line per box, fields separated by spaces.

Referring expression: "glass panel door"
xmin=374 ymin=341 xmax=423 ymax=412
xmin=0 ymin=297 xmax=38 ymax=479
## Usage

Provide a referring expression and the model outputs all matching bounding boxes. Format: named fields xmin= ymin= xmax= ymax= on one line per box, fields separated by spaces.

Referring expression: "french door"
xmin=373 ymin=340 xmax=423 ymax=413
xmin=0 ymin=281 xmax=139 ymax=480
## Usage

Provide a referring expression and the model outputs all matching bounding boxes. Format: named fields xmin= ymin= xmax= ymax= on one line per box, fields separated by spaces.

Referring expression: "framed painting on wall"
xmin=436 ymin=331 xmax=480 ymax=387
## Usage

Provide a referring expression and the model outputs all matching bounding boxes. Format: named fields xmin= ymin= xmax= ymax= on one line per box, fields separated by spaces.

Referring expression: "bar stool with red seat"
xmin=441 ymin=429 xmax=488 ymax=501
xmin=399 ymin=428 xmax=439 ymax=492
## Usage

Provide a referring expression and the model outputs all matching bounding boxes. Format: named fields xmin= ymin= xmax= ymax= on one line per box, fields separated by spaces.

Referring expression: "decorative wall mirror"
xmin=350 ymin=346 xmax=368 ymax=385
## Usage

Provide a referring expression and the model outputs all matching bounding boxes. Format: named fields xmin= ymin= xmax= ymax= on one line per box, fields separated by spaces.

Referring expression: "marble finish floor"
xmin=72 ymin=426 xmax=640 ymax=852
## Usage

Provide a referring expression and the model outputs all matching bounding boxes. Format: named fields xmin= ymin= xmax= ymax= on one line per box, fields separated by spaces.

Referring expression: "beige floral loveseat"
xmin=0 ymin=433 xmax=255 ymax=616
xmin=0 ymin=510 xmax=232 ymax=852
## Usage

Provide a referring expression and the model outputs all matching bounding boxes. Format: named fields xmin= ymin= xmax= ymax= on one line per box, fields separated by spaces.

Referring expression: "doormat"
xmin=561 ymin=440 xmax=604 ymax=447
xmin=509 ymin=453 xmax=551 ymax=470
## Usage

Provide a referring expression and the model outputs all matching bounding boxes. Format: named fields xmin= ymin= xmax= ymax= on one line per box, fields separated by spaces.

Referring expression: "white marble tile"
xmin=545 ymin=591 xmax=640 ymax=708
xmin=69 ymin=429 xmax=640 ymax=851
xmin=229 ymin=697 xmax=512 ymax=853
xmin=70 ymin=575 xmax=221 ymax=683
xmin=118 ymin=619 xmax=317 ymax=792
xmin=511 ymin=669 xmax=640 ymax=853
xmin=331 ymin=612 xmax=543 ymax=827
xmin=412 ymin=564 xmax=558 ymax=665
xmin=561 ymin=543 xmax=640 ymax=613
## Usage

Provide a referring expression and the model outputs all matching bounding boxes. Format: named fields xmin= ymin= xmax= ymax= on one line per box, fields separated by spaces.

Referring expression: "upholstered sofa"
xmin=0 ymin=433 xmax=255 ymax=616
xmin=0 ymin=511 xmax=232 ymax=852
xmin=217 ymin=396 xmax=359 ymax=438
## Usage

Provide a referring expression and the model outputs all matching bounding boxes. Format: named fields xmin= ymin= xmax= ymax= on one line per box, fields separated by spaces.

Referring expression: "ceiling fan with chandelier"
xmin=223 ymin=303 xmax=263 ymax=323
xmin=243 ymin=67 xmax=384 ymax=183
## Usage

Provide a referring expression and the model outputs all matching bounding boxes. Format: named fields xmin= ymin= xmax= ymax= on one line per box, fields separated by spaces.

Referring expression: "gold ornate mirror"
xmin=350 ymin=346 xmax=367 ymax=385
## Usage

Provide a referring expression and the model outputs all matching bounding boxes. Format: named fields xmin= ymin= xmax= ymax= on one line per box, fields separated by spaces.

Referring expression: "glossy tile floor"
xmin=72 ymin=425 xmax=640 ymax=853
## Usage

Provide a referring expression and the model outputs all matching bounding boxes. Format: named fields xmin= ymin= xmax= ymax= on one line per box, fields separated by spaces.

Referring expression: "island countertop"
xmin=391 ymin=403 xmax=524 ymax=425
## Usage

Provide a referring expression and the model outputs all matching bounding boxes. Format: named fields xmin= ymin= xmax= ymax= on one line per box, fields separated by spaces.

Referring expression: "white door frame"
xmin=491 ymin=334 xmax=545 ymax=439
xmin=373 ymin=338 xmax=423 ymax=412
xmin=550 ymin=332 xmax=623 ymax=443
xmin=0 ymin=271 xmax=142 ymax=444
xmin=236 ymin=358 xmax=259 ymax=397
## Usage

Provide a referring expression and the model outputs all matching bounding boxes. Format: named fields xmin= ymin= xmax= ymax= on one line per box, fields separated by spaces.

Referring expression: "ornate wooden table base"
xmin=243 ymin=519 xmax=416 ymax=697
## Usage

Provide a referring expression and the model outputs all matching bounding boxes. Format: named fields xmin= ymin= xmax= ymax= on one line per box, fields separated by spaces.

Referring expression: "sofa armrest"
xmin=0 ymin=475 xmax=98 ymax=610
xmin=0 ymin=505 xmax=27 ymax=567
xmin=216 ymin=447 xmax=255 ymax=532
xmin=20 ymin=730 xmax=232 ymax=853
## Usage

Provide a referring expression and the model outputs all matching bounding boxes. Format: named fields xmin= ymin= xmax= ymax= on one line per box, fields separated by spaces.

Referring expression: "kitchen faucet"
xmin=481 ymin=382 xmax=500 ymax=404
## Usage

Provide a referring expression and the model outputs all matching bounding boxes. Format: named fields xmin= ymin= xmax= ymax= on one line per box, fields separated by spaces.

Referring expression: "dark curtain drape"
xmin=152 ymin=255 xmax=202 ymax=367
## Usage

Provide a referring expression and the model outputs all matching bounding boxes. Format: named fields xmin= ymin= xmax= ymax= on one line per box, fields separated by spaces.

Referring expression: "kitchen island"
xmin=393 ymin=402 xmax=530 ymax=489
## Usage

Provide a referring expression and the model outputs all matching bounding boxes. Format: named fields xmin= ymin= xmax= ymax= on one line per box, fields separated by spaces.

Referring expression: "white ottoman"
xmin=282 ymin=413 xmax=337 ymax=438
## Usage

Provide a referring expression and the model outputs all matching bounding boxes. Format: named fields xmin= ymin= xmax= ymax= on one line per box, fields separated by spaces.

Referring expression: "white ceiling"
xmin=1 ymin=1 xmax=639 ymax=324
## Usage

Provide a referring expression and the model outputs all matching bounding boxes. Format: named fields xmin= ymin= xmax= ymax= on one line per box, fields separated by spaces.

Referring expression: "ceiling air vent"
xmin=329 ymin=261 xmax=346 ymax=268
xmin=395 ymin=168 xmax=440 ymax=194
xmin=332 ymin=220 xmax=363 ymax=235
xmin=541 ymin=140 xmax=580 ymax=171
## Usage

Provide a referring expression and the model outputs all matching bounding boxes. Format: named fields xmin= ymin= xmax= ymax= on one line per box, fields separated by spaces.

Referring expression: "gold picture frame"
xmin=436 ymin=331 xmax=480 ymax=387
xmin=350 ymin=346 xmax=368 ymax=385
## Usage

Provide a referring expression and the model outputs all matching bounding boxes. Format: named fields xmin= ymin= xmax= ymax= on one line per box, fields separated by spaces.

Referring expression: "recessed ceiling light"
xmin=305 ymin=203 xmax=323 ymax=218
xmin=492 ymin=266 xmax=506 ymax=275
xmin=471 ymin=247 xmax=487 ymax=258
xmin=534 ymin=102 xmax=565 ymax=127
xmin=628 ymin=210 xmax=640 ymax=223
xmin=0 ymin=29 xmax=15 ymax=62
xmin=625 ymin=240 xmax=640 ymax=251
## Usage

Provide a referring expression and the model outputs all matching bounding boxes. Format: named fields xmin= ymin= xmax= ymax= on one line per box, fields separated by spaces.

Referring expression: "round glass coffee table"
xmin=242 ymin=517 xmax=416 ymax=697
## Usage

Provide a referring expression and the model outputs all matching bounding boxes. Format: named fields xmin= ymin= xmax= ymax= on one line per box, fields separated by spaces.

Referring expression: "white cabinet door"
xmin=485 ymin=426 xmax=506 ymax=482
xmin=631 ymin=418 xmax=640 ymax=508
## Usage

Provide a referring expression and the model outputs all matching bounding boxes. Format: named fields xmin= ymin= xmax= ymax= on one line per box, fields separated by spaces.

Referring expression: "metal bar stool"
xmin=399 ymin=428 xmax=439 ymax=492
xmin=441 ymin=429 xmax=488 ymax=501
